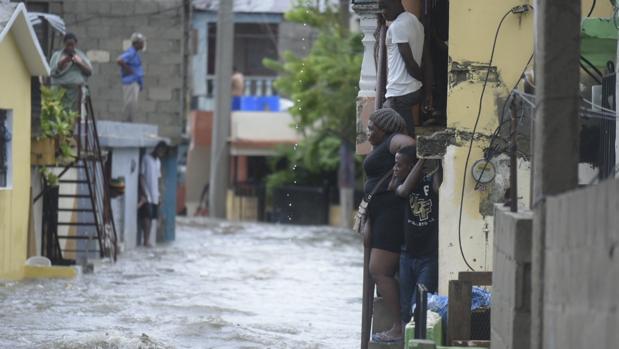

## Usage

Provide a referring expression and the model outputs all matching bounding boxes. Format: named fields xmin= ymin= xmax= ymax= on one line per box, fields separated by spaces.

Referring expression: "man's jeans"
xmin=399 ymin=253 xmax=438 ymax=323
xmin=384 ymin=89 xmax=423 ymax=137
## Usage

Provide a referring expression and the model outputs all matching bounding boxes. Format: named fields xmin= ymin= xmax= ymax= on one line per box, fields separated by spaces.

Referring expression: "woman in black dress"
xmin=363 ymin=108 xmax=415 ymax=342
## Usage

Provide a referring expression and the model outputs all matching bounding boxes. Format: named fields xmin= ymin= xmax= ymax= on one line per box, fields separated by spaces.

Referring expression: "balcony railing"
xmin=205 ymin=75 xmax=277 ymax=97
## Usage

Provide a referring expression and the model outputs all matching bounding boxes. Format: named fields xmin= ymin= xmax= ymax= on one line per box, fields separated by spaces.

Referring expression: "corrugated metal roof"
xmin=0 ymin=2 xmax=18 ymax=33
xmin=0 ymin=2 xmax=50 ymax=76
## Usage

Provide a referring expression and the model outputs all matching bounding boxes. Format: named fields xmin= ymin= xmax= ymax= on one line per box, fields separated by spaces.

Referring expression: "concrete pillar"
xmin=353 ymin=2 xmax=380 ymax=155
xmin=616 ymin=37 xmax=619 ymax=179
xmin=357 ymin=10 xmax=378 ymax=98
xmin=531 ymin=1 xmax=581 ymax=348
xmin=209 ymin=0 xmax=234 ymax=218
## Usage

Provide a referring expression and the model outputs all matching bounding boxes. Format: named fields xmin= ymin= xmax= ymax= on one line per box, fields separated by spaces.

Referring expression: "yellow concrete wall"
xmin=0 ymin=32 xmax=32 ymax=280
xmin=439 ymin=0 xmax=612 ymax=293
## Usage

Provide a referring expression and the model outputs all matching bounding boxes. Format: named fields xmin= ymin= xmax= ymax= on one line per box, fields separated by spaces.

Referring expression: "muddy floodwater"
xmin=0 ymin=219 xmax=363 ymax=348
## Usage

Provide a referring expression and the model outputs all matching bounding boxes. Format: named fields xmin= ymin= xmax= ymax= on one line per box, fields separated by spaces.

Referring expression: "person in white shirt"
xmin=139 ymin=141 xmax=167 ymax=247
xmin=380 ymin=0 xmax=433 ymax=137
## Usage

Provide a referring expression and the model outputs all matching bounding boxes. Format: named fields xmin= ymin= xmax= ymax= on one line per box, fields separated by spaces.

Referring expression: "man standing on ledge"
xmin=117 ymin=32 xmax=145 ymax=122
xmin=379 ymin=0 xmax=433 ymax=137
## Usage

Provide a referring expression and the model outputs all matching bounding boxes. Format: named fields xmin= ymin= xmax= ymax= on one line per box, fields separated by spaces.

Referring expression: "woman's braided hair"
xmin=369 ymin=108 xmax=407 ymax=134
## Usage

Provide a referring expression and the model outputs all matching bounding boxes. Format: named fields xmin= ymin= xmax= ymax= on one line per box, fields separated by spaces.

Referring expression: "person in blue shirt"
xmin=116 ymin=32 xmax=145 ymax=121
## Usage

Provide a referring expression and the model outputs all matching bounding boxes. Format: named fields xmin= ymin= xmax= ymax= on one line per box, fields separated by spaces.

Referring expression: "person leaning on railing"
xmin=49 ymin=32 xmax=93 ymax=111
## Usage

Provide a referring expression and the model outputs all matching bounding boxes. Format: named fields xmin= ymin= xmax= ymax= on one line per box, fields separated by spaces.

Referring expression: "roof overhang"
xmin=0 ymin=3 xmax=50 ymax=76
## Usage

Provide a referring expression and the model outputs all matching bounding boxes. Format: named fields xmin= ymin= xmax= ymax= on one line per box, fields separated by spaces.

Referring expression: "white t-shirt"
xmin=385 ymin=11 xmax=425 ymax=98
xmin=141 ymin=153 xmax=161 ymax=204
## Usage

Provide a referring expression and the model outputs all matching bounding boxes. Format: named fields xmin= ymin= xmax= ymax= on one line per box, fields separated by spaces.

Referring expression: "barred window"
xmin=0 ymin=110 xmax=12 ymax=188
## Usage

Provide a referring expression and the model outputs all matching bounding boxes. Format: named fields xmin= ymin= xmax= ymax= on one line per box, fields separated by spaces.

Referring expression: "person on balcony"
xmin=117 ymin=32 xmax=145 ymax=122
xmin=49 ymin=32 xmax=93 ymax=110
xmin=363 ymin=108 xmax=415 ymax=344
xmin=231 ymin=66 xmax=244 ymax=111
xmin=379 ymin=0 xmax=433 ymax=137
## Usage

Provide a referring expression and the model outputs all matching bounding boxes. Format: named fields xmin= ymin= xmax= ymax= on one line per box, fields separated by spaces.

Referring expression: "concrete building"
xmin=56 ymin=0 xmax=191 ymax=141
xmin=0 ymin=1 xmax=49 ymax=279
xmin=353 ymin=0 xmax=614 ymax=294
xmin=185 ymin=0 xmax=313 ymax=219
xmin=96 ymin=121 xmax=162 ymax=251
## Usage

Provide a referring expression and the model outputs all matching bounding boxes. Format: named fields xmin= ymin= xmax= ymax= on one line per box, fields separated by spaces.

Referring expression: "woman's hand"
xmin=72 ymin=54 xmax=83 ymax=64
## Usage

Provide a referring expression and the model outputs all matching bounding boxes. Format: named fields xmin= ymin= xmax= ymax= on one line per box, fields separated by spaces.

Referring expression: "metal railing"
xmin=36 ymin=86 xmax=118 ymax=263
xmin=81 ymin=94 xmax=118 ymax=261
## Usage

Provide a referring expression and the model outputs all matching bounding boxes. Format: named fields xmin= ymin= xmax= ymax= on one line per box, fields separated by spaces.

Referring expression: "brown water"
xmin=0 ymin=219 xmax=363 ymax=349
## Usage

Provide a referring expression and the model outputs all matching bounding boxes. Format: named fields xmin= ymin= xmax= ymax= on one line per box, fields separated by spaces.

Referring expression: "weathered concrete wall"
xmin=543 ymin=177 xmax=619 ymax=349
xmin=437 ymin=0 xmax=612 ymax=293
xmin=61 ymin=0 xmax=187 ymax=142
xmin=110 ymin=148 xmax=140 ymax=250
xmin=492 ymin=206 xmax=532 ymax=349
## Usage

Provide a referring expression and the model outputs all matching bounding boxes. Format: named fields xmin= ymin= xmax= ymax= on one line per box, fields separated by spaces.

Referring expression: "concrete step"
xmin=369 ymin=341 xmax=404 ymax=349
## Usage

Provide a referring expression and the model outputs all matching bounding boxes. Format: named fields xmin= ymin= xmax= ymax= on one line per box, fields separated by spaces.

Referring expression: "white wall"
xmin=110 ymin=148 xmax=140 ymax=250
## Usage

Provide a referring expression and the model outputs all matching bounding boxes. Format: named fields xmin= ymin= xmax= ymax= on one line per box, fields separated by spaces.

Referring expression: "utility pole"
xmin=531 ymin=1 xmax=581 ymax=348
xmin=616 ymin=26 xmax=619 ymax=179
xmin=209 ymin=0 xmax=234 ymax=218
xmin=338 ymin=0 xmax=354 ymax=228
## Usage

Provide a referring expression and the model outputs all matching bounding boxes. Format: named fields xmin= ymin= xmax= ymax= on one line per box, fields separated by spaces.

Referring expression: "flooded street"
xmin=0 ymin=219 xmax=363 ymax=348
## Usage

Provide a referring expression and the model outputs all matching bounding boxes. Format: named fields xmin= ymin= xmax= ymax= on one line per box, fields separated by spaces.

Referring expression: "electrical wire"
xmin=581 ymin=56 xmax=604 ymax=78
xmin=474 ymin=52 xmax=533 ymax=190
xmin=587 ymin=0 xmax=597 ymax=17
xmin=580 ymin=62 xmax=603 ymax=84
xmin=581 ymin=96 xmax=618 ymax=114
xmin=456 ymin=8 xmax=514 ymax=272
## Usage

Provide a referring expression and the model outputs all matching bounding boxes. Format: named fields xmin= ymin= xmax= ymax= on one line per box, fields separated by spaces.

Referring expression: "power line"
xmin=456 ymin=8 xmax=514 ymax=272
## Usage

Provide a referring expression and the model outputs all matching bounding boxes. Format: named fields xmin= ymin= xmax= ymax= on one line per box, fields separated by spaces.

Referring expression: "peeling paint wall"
xmin=438 ymin=0 xmax=613 ymax=293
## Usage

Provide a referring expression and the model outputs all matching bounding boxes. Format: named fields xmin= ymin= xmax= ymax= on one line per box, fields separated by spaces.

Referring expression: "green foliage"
xmin=262 ymin=1 xmax=362 ymax=193
xmin=39 ymin=167 xmax=59 ymax=187
xmin=40 ymin=86 xmax=78 ymax=163
xmin=263 ymin=3 xmax=362 ymax=143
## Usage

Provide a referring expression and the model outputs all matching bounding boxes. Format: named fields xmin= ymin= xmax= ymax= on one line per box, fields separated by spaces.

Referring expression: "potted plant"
xmin=32 ymin=86 xmax=78 ymax=167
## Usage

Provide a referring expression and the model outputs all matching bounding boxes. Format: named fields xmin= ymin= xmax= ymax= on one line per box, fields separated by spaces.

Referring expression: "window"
xmin=0 ymin=109 xmax=12 ymax=188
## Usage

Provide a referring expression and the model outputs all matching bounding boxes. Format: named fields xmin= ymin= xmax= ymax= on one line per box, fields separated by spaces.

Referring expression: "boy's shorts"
xmin=139 ymin=203 xmax=158 ymax=220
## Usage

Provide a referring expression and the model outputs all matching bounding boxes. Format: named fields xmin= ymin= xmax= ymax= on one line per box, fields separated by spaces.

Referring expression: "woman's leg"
xmin=370 ymin=247 xmax=402 ymax=336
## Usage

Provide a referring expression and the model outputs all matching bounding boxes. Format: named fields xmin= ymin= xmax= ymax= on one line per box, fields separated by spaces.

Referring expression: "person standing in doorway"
xmin=117 ymin=32 xmax=145 ymax=122
xmin=139 ymin=141 xmax=167 ymax=247
xmin=379 ymin=0 xmax=433 ymax=137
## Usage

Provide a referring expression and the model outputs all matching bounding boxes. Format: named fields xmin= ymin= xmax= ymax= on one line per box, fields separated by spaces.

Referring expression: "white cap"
xmin=130 ymin=32 xmax=145 ymax=43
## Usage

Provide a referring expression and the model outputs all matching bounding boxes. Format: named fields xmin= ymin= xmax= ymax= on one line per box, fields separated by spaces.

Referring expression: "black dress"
xmin=363 ymin=133 xmax=405 ymax=253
